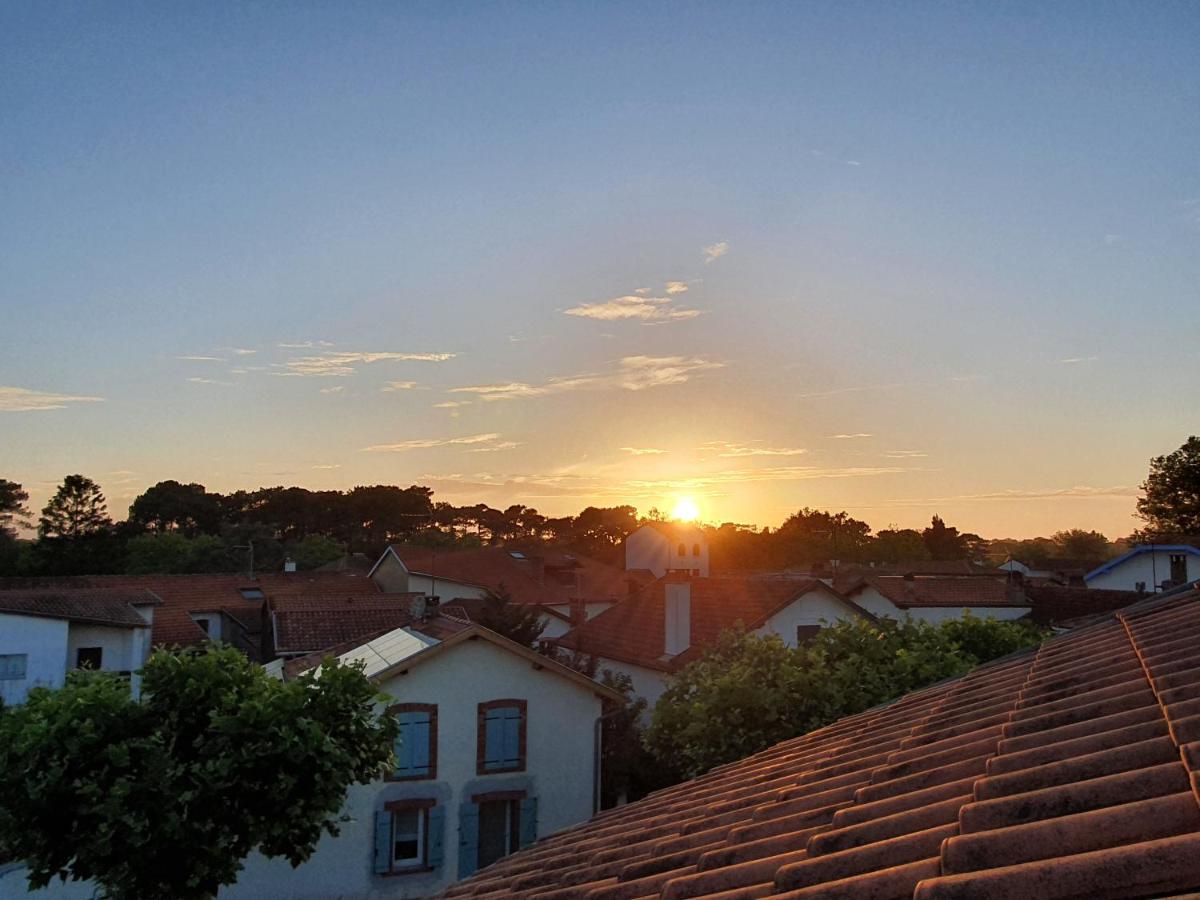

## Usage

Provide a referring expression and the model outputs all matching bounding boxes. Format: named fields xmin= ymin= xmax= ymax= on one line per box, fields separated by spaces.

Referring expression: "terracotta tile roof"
xmin=380 ymin=545 xmax=633 ymax=608
xmin=278 ymin=613 xmax=474 ymax=679
xmin=845 ymin=574 xmax=1030 ymax=609
xmin=555 ymin=575 xmax=869 ymax=672
xmin=1026 ymin=584 xmax=1147 ymax=625
xmin=0 ymin=572 xmax=382 ymax=649
xmin=271 ymin=593 xmax=426 ymax=654
xmin=0 ymin=587 xmax=157 ymax=628
xmin=445 ymin=587 xmax=1200 ymax=899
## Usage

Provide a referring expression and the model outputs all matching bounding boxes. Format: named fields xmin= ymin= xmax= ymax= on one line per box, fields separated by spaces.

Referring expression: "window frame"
xmin=380 ymin=798 xmax=437 ymax=876
xmin=476 ymin=699 xmax=528 ymax=775
xmin=0 ymin=653 xmax=27 ymax=680
xmin=1169 ymin=553 xmax=1188 ymax=585
xmin=386 ymin=702 xmax=438 ymax=781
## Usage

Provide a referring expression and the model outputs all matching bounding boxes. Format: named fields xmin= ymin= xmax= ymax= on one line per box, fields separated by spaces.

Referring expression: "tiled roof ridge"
xmin=444 ymin=589 xmax=1200 ymax=899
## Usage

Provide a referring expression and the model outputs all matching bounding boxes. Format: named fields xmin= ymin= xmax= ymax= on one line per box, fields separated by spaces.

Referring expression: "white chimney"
xmin=283 ymin=558 xmax=297 ymax=573
xmin=664 ymin=582 xmax=691 ymax=657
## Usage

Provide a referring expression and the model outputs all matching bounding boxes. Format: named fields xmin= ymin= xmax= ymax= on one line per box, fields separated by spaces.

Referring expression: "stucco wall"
xmin=624 ymin=526 xmax=709 ymax=578
xmin=407 ymin=573 xmax=490 ymax=603
xmin=756 ymin=592 xmax=859 ymax=645
xmin=0 ymin=614 xmax=68 ymax=706
xmin=850 ymin=587 xmax=1027 ymax=624
xmin=1087 ymin=551 xmax=1197 ymax=592
xmin=595 ymin=656 xmax=670 ymax=709
xmin=66 ymin=624 xmax=139 ymax=673
xmin=372 ymin=553 xmax=411 ymax=593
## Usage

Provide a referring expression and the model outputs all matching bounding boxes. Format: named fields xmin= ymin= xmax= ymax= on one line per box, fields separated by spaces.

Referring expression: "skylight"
xmin=508 ymin=551 xmax=526 ymax=559
xmin=240 ymin=587 xmax=265 ymax=600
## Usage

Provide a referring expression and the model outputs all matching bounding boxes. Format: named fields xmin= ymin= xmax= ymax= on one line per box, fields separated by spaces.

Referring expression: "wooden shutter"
xmin=458 ymin=802 xmax=480 ymax=878
xmin=395 ymin=710 xmax=432 ymax=777
xmin=501 ymin=706 xmax=523 ymax=768
xmin=518 ymin=796 xmax=538 ymax=848
xmin=373 ymin=811 xmax=392 ymax=874
xmin=427 ymin=806 xmax=446 ymax=869
xmin=483 ymin=708 xmax=506 ymax=769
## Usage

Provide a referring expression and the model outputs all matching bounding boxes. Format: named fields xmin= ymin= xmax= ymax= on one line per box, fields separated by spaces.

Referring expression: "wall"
xmin=1087 ymin=551 xmax=1197 ymax=592
xmin=0 ymin=614 xmax=68 ymax=706
xmin=756 ymin=591 xmax=859 ymax=646
xmin=624 ymin=527 xmax=670 ymax=578
xmin=66 ymin=625 xmax=139 ymax=673
xmin=406 ymin=573 xmax=490 ymax=603
xmin=849 ymin=587 xmax=1027 ymax=624
xmin=372 ymin=552 xmax=411 ymax=593
xmin=594 ymin=656 xmax=670 ymax=709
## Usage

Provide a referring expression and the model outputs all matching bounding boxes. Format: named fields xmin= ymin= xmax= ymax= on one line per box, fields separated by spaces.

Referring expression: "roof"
xmin=0 ymin=572 xmax=383 ymax=649
xmin=1026 ymin=584 xmax=1148 ymax=625
xmin=270 ymin=593 xmax=428 ymax=654
xmin=445 ymin=587 xmax=1200 ymax=899
xmin=555 ymin=575 xmax=869 ymax=672
xmin=1086 ymin=544 xmax=1200 ymax=581
xmin=373 ymin=545 xmax=635 ymax=608
xmin=638 ymin=522 xmax=707 ymax=542
xmin=0 ymin=587 xmax=158 ymax=628
xmin=844 ymin=574 xmax=1029 ymax=609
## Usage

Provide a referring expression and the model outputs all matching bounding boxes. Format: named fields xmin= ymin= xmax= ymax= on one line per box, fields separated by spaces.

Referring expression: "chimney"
xmin=283 ymin=558 xmax=297 ymax=573
xmin=664 ymin=582 xmax=691 ymax=657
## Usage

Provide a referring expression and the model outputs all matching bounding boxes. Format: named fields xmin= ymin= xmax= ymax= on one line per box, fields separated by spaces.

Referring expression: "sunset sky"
xmin=2 ymin=3 xmax=1197 ymax=539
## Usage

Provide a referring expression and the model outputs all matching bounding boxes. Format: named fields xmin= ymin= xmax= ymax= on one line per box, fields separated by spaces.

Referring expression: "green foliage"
xmin=870 ymin=528 xmax=931 ymax=564
xmin=922 ymin=514 xmax=968 ymax=560
xmin=1049 ymin=528 xmax=1112 ymax=561
xmin=38 ymin=474 xmax=111 ymax=539
xmin=645 ymin=614 xmax=1049 ymax=778
xmin=597 ymin=670 xmax=679 ymax=808
xmin=124 ymin=533 xmax=231 ymax=574
xmin=1137 ymin=436 xmax=1200 ymax=537
xmin=127 ymin=480 xmax=222 ymax=536
xmin=477 ymin=585 xmax=548 ymax=648
xmin=286 ymin=533 xmax=346 ymax=570
xmin=0 ymin=646 xmax=397 ymax=900
xmin=0 ymin=478 xmax=31 ymax=538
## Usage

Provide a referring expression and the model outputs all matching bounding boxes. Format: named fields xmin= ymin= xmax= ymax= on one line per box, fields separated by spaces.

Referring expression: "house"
xmin=839 ymin=573 xmax=1031 ymax=624
xmin=370 ymin=545 xmax=635 ymax=638
xmin=554 ymin=575 xmax=870 ymax=706
xmin=443 ymin=585 xmax=1200 ymax=899
xmin=1086 ymin=544 xmax=1200 ymax=593
xmin=625 ymin=522 xmax=710 ymax=578
xmin=0 ymin=588 xmax=159 ymax=705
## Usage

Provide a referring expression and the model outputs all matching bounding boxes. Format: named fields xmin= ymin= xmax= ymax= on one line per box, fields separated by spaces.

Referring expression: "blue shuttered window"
xmin=394 ymin=710 xmax=433 ymax=778
xmin=458 ymin=801 xmax=480 ymax=878
xmin=481 ymin=703 xmax=524 ymax=772
xmin=373 ymin=811 xmax=392 ymax=874
xmin=427 ymin=806 xmax=446 ymax=869
xmin=373 ymin=803 xmax=443 ymax=876
xmin=518 ymin=796 xmax=538 ymax=848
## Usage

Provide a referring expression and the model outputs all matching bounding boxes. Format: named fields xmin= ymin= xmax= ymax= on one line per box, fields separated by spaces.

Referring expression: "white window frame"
xmin=391 ymin=807 xmax=426 ymax=869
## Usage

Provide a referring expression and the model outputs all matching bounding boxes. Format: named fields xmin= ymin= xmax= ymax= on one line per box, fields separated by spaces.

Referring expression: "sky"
xmin=2 ymin=2 xmax=1198 ymax=539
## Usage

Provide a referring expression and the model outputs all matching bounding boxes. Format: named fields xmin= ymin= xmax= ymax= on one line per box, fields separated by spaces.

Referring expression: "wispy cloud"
xmin=700 ymin=440 xmax=807 ymax=458
xmin=319 ymin=385 xmax=345 ymax=394
xmin=312 ymin=463 xmax=342 ymax=470
xmin=665 ymin=281 xmax=689 ymax=295
xmin=449 ymin=355 xmax=724 ymax=402
xmin=276 ymin=351 xmax=456 ymax=377
xmin=797 ymin=382 xmax=912 ymax=400
xmin=874 ymin=485 xmax=1136 ymax=506
xmin=434 ymin=400 xmax=471 ymax=409
xmin=703 ymin=241 xmax=729 ymax=264
xmin=362 ymin=433 xmax=503 ymax=452
xmin=621 ymin=447 xmax=667 ymax=456
xmin=382 ymin=381 xmax=419 ymax=391
xmin=468 ymin=441 xmax=521 ymax=453
xmin=829 ymin=433 xmax=874 ymax=439
xmin=882 ymin=449 xmax=927 ymax=459
xmin=178 ymin=355 xmax=225 ymax=362
xmin=187 ymin=377 xmax=233 ymax=387
xmin=277 ymin=340 xmax=334 ymax=349
xmin=1059 ymin=356 xmax=1099 ymax=364
xmin=563 ymin=295 xmax=702 ymax=323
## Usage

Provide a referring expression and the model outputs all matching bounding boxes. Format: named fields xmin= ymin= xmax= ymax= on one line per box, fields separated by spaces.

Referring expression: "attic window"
xmin=240 ymin=587 xmax=265 ymax=600
xmin=508 ymin=551 xmax=526 ymax=560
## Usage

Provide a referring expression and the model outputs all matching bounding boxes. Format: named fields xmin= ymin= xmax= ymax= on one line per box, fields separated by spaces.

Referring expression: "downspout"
xmin=593 ymin=706 xmax=624 ymax=814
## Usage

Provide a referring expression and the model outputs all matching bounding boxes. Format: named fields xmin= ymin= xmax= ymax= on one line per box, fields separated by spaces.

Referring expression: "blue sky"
xmin=2 ymin=2 xmax=1197 ymax=537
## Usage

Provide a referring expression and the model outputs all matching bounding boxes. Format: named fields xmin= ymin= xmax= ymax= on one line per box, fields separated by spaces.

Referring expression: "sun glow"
xmin=671 ymin=496 xmax=701 ymax=522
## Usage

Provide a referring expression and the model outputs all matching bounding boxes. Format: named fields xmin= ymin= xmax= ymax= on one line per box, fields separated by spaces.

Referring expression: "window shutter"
xmin=458 ymin=802 xmax=480 ymax=878
xmin=427 ymin=806 xmax=445 ymax=869
xmin=394 ymin=716 xmax=413 ymax=776
xmin=373 ymin=811 xmax=392 ymax=874
xmin=483 ymin=709 xmax=505 ymax=769
xmin=519 ymin=796 xmax=538 ymax=848
xmin=502 ymin=707 xmax=523 ymax=767
xmin=410 ymin=715 xmax=431 ymax=775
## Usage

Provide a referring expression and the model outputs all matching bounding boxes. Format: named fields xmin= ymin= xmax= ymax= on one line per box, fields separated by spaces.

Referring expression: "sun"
xmin=671 ymin=496 xmax=701 ymax=522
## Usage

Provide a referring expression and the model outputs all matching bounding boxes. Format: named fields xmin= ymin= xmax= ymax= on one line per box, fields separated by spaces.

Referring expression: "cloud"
xmin=312 ymin=464 xmax=341 ymax=470
xmin=665 ymin=281 xmax=689 ymax=295
xmin=882 ymin=450 xmax=927 ymax=458
xmin=563 ymin=295 xmax=702 ymax=323
xmin=187 ymin=377 xmax=233 ymax=386
xmin=700 ymin=441 xmax=807 ymax=458
xmin=797 ymin=381 xmax=912 ymax=400
xmin=319 ymin=385 xmax=345 ymax=394
xmin=178 ymin=355 xmax=226 ymax=362
xmin=277 ymin=340 xmax=335 ymax=349
xmin=703 ymin=241 xmax=729 ymax=264
xmin=276 ymin=350 xmax=456 ymax=377
xmin=874 ymin=485 xmax=1136 ymax=506
xmin=468 ymin=442 xmax=521 ymax=453
xmin=829 ymin=433 xmax=874 ymax=439
xmin=449 ymin=355 xmax=724 ymax=402
xmin=434 ymin=400 xmax=471 ymax=409
xmin=382 ymin=381 xmax=419 ymax=391
xmin=621 ymin=447 xmax=667 ymax=456
xmin=362 ymin=433 xmax=504 ymax=452
xmin=1059 ymin=356 xmax=1099 ymax=364
xmin=225 ymin=347 xmax=257 ymax=356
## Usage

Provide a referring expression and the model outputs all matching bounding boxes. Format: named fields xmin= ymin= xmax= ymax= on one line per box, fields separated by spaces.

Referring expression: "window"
xmin=373 ymin=799 xmax=444 ymax=875
xmin=692 ymin=543 xmax=701 ymax=557
xmin=239 ymin=587 xmax=264 ymax=600
xmin=0 ymin=654 xmax=27 ymax=680
xmin=1169 ymin=554 xmax=1188 ymax=586
xmin=508 ymin=550 xmax=526 ymax=559
xmin=477 ymin=700 xmax=527 ymax=774
xmin=76 ymin=647 xmax=103 ymax=670
xmin=458 ymin=794 xmax=538 ymax=878
xmin=796 ymin=625 xmax=822 ymax=644
xmin=388 ymin=703 xmax=437 ymax=780
xmin=677 ymin=543 xmax=687 ymax=556
xmin=194 ymin=618 xmax=210 ymax=635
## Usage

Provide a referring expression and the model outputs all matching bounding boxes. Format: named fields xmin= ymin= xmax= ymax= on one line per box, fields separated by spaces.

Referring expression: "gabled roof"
xmin=843 ymin=574 xmax=1029 ymax=609
xmin=445 ymin=587 xmax=1200 ymax=899
xmin=555 ymin=575 xmax=870 ymax=672
xmin=270 ymin=593 xmax=428 ymax=655
xmin=0 ymin=588 xmax=158 ymax=628
xmin=372 ymin=545 xmax=634 ymax=607
xmin=1085 ymin=544 xmax=1200 ymax=581
xmin=1026 ymin=584 xmax=1147 ymax=625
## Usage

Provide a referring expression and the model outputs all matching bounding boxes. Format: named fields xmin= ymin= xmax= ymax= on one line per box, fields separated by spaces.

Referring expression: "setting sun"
xmin=671 ymin=496 xmax=701 ymax=522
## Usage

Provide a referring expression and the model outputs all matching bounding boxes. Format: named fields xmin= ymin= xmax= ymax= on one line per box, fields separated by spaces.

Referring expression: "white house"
xmin=0 ymin=588 xmax=159 ymax=705
xmin=6 ymin=622 xmax=621 ymax=900
xmin=839 ymin=574 xmax=1031 ymax=624
xmin=624 ymin=522 xmax=710 ymax=578
xmin=555 ymin=575 xmax=869 ymax=707
xmin=1085 ymin=545 xmax=1200 ymax=593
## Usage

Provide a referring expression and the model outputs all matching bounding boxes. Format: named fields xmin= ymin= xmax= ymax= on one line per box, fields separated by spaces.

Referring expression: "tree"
xmin=596 ymin=670 xmax=678 ymax=808
xmin=0 ymin=478 xmax=31 ymax=538
xmin=1137 ymin=436 xmax=1200 ymax=537
xmin=128 ymin=480 xmax=222 ymax=536
xmin=773 ymin=508 xmax=872 ymax=567
xmin=0 ymin=645 xmax=397 ymax=900
xmin=124 ymin=533 xmax=231 ymax=574
xmin=38 ymin=474 xmax=112 ymax=539
xmin=1050 ymin=529 xmax=1111 ymax=561
xmin=477 ymin=585 xmax=548 ymax=648
xmin=869 ymin=528 xmax=931 ymax=564
xmin=922 ymin=514 xmax=967 ymax=560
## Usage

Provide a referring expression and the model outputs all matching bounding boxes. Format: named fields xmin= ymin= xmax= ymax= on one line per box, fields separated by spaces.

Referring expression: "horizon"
xmin=3 ymin=4 xmax=1197 ymax=540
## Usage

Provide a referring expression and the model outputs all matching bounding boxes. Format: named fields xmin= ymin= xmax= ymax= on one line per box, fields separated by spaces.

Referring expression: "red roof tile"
xmin=0 ymin=587 xmax=158 ymax=628
xmin=271 ymin=593 xmax=426 ymax=654
xmin=555 ymin=575 xmax=869 ymax=672
xmin=844 ymin=574 xmax=1029 ymax=609
xmin=444 ymin=588 xmax=1200 ymax=899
